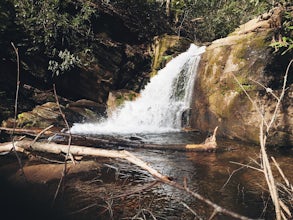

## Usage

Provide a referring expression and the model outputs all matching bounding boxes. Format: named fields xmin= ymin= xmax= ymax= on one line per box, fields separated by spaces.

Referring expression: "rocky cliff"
xmin=190 ymin=7 xmax=293 ymax=146
xmin=0 ymin=1 xmax=190 ymax=128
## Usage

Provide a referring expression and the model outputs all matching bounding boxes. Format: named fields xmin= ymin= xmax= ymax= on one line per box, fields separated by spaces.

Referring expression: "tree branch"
xmin=0 ymin=140 xmax=253 ymax=220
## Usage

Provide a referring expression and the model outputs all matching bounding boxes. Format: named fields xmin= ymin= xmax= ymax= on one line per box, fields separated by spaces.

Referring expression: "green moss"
xmin=233 ymin=76 xmax=256 ymax=92
xmin=219 ymin=81 xmax=231 ymax=94
xmin=115 ymin=95 xmax=125 ymax=107
xmin=17 ymin=112 xmax=37 ymax=127
xmin=128 ymin=93 xmax=136 ymax=101
xmin=151 ymin=35 xmax=180 ymax=76
xmin=204 ymin=49 xmax=224 ymax=78
xmin=114 ymin=92 xmax=138 ymax=107
xmin=83 ymin=108 xmax=97 ymax=119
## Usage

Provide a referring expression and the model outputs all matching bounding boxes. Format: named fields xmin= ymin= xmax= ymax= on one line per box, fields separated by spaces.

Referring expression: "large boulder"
xmin=190 ymin=7 xmax=293 ymax=146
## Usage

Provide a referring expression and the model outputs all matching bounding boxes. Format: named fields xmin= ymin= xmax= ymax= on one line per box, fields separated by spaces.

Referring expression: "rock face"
xmin=0 ymin=1 xmax=173 ymax=124
xmin=106 ymin=90 xmax=139 ymax=117
xmin=150 ymin=34 xmax=192 ymax=76
xmin=190 ymin=7 xmax=293 ymax=146
xmin=53 ymin=1 xmax=173 ymax=105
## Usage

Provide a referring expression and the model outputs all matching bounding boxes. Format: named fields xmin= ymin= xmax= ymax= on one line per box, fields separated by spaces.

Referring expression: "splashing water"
xmin=70 ymin=44 xmax=205 ymax=134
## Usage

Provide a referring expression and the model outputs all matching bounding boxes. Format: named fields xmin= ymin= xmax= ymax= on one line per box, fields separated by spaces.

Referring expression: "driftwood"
xmin=0 ymin=140 xmax=171 ymax=181
xmin=185 ymin=126 xmax=218 ymax=150
xmin=0 ymin=126 xmax=58 ymax=137
xmin=0 ymin=126 xmax=219 ymax=152
xmin=0 ymin=139 xmax=251 ymax=220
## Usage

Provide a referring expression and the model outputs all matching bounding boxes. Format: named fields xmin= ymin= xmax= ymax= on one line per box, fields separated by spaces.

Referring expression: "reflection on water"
xmin=60 ymin=132 xmax=292 ymax=219
xmin=106 ymin=132 xmax=293 ymax=219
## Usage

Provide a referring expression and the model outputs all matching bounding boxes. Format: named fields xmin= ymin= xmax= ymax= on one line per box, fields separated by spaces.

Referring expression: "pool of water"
xmin=2 ymin=131 xmax=292 ymax=219
xmin=64 ymin=132 xmax=293 ymax=219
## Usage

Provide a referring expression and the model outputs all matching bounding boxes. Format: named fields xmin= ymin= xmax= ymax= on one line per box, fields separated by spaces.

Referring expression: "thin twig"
xmin=249 ymin=78 xmax=279 ymax=101
xmin=208 ymin=209 xmax=218 ymax=220
xmin=32 ymin=154 xmax=66 ymax=164
xmin=279 ymin=200 xmax=292 ymax=219
xmin=67 ymin=203 xmax=98 ymax=215
xmin=132 ymin=208 xmax=157 ymax=220
xmin=229 ymin=161 xmax=264 ymax=173
xmin=260 ymin=116 xmax=282 ymax=220
xmin=10 ymin=42 xmax=26 ymax=182
xmin=179 ymin=181 xmax=253 ymax=220
xmin=1 ymin=140 xmax=254 ymax=220
xmin=52 ymin=84 xmax=73 ymax=203
xmin=181 ymin=201 xmax=201 ymax=219
xmin=222 ymin=159 xmax=263 ymax=191
xmin=231 ymin=73 xmax=268 ymax=127
xmin=272 ymin=157 xmax=292 ymax=219
xmin=177 ymin=9 xmax=189 ymax=38
xmin=233 ymin=59 xmax=293 ymax=220
xmin=221 ymin=165 xmax=248 ymax=190
xmin=31 ymin=125 xmax=54 ymax=146
xmin=271 ymin=157 xmax=290 ymax=188
xmin=110 ymin=181 xmax=160 ymax=200
xmin=266 ymin=59 xmax=292 ymax=132
xmin=11 ymin=42 xmax=20 ymax=134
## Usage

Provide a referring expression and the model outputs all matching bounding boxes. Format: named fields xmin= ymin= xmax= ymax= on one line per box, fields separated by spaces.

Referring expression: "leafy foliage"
xmin=48 ymin=49 xmax=81 ymax=76
xmin=1 ymin=0 xmax=292 ymax=78
xmin=0 ymin=0 xmax=19 ymax=56
xmin=163 ymin=0 xmax=292 ymax=42
xmin=270 ymin=9 xmax=293 ymax=55
xmin=13 ymin=0 xmax=97 ymax=75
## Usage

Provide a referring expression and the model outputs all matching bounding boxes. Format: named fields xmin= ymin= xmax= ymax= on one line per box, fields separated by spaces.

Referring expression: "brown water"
xmin=1 ymin=132 xmax=292 ymax=220
xmin=59 ymin=132 xmax=293 ymax=220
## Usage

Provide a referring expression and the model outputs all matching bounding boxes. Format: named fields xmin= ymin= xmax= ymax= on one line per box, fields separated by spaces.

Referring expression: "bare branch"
xmin=10 ymin=42 xmax=26 ymax=182
xmin=11 ymin=42 xmax=20 ymax=132
xmin=52 ymin=84 xmax=73 ymax=202
xmin=249 ymin=78 xmax=279 ymax=101
xmin=31 ymin=125 xmax=54 ymax=146
xmin=180 ymin=201 xmax=201 ymax=219
xmin=0 ymin=140 xmax=253 ymax=220
xmin=229 ymin=161 xmax=264 ymax=173
xmin=271 ymin=157 xmax=291 ymax=188
xmin=231 ymin=73 xmax=268 ymax=127
xmin=266 ymin=59 xmax=292 ymax=132
xmin=233 ymin=59 xmax=293 ymax=220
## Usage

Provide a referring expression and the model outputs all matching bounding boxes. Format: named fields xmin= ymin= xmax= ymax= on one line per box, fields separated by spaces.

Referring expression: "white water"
xmin=71 ymin=44 xmax=205 ymax=134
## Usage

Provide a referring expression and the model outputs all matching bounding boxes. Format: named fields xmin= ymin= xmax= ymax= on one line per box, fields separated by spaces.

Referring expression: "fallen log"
xmin=0 ymin=139 xmax=251 ymax=220
xmin=0 ymin=126 xmax=58 ymax=137
xmin=0 ymin=126 xmax=219 ymax=152
xmin=185 ymin=126 xmax=218 ymax=150
xmin=0 ymin=140 xmax=171 ymax=181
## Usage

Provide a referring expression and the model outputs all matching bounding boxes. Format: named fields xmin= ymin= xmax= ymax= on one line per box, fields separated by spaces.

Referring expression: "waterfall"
xmin=71 ymin=44 xmax=205 ymax=134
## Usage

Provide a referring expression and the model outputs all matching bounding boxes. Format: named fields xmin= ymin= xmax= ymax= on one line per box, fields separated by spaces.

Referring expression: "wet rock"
xmin=106 ymin=89 xmax=139 ymax=116
xmin=150 ymin=35 xmax=192 ymax=76
xmin=1 ymin=98 xmax=106 ymax=129
xmin=190 ymin=7 xmax=293 ymax=146
xmin=16 ymin=102 xmax=62 ymax=128
xmin=66 ymin=99 xmax=106 ymax=122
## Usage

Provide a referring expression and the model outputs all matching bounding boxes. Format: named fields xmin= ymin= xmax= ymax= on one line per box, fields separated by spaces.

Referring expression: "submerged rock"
xmin=190 ymin=7 xmax=293 ymax=146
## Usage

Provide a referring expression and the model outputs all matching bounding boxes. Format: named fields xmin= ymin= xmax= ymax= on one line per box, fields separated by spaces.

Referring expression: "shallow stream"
xmin=63 ymin=132 xmax=293 ymax=220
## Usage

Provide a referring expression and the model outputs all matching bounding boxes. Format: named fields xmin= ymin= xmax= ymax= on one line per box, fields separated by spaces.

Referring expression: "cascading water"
xmin=70 ymin=44 xmax=205 ymax=134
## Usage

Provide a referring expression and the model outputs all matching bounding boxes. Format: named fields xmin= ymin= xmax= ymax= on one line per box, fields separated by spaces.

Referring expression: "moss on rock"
xmin=190 ymin=7 xmax=293 ymax=146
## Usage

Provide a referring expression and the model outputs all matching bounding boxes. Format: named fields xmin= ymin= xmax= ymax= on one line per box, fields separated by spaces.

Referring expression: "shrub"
xmin=13 ymin=0 xmax=97 ymax=75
